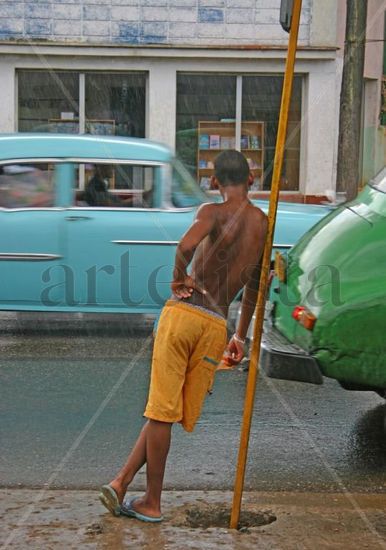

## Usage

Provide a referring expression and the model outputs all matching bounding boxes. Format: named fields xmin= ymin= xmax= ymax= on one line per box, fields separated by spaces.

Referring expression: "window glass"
xmin=176 ymin=73 xmax=302 ymax=193
xmin=0 ymin=164 xmax=55 ymax=208
xmin=176 ymin=74 xmax=236 ymax=189
xmin=370 ymin=167 xmax=386 ymax=193
xmin=85 ymin=73 xmax=146 ymax=137
xmin=171 ymin=160 xmax=208 ymax=208
xmin=76 ymin=163 xmax=155 ymax=208
xmin=242 ymin=75 xmax=302 ymax=191
xmin=17 ymin=71 xmax=147 ymax=137
xmin=18 ymin=71 xmax=79 ymax=132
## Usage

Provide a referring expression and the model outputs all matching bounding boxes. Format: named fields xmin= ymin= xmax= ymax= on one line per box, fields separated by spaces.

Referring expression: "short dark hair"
xmin=214 ymin=150 xmax=250 ymax=186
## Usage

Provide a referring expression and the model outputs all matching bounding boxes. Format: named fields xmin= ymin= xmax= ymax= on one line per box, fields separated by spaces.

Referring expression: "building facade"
xmin=0 ymin=0 xmax=384 ymax=201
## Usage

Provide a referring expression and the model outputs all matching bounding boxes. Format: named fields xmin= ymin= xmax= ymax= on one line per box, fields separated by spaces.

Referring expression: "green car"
xmin=262 ymin=167 xmax=386 ymax=398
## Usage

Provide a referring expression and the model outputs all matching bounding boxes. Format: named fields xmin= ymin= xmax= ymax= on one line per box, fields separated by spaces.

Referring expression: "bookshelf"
xmin=197 ymin=120 xmax=265 ymax=190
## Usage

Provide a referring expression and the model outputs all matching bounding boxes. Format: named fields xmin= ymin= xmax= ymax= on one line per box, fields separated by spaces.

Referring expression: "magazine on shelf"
xmin=209 ymin=134 xmax=220 ymax=149
xmin=199 ymin=134 xmax=210 ymax=149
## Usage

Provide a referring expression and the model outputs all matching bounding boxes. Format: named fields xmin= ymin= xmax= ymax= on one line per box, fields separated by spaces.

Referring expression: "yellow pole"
xmin=230 ymin=0 xmax=303 ymax=529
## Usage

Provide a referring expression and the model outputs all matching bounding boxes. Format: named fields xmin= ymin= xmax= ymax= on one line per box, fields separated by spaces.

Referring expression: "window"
xmin=76 ymin=163 xmax=155 ymax=208
xmin=176 ymin=74 xmax=236 ymax=181
xmin=18 ymin=72 xmax=79 ymax=133
xmin=176 ymin=73 xmax=303 ymax=191
xmin=370 ymin=167 xmax=386 ymax=193
xmin=85 ymin=73 xmax=146 ymax=137
xmin=171 ymin=160 xmax=207 ymax=208
xmin=242 ymin=75 xmax=302 ymax=191
xmin=18 ymin=71 xmax=146 ymax=137
xmin=0 ymin=163 xmax=55 ymax=208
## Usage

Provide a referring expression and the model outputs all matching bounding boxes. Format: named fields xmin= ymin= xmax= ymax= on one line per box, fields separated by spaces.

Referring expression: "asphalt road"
xmin=1 ymin=313 xmax=386 ymax=493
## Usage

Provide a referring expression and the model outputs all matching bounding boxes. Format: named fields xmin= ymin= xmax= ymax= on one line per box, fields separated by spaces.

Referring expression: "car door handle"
xmin=65 ymin=216 xmax=92 ymax=221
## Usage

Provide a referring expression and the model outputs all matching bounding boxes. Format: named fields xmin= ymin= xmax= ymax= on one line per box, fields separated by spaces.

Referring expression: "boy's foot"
xmin=98 ymin=485 xmax=121 ymax=517
xmin=108 ymin=480 xmax=126 ymax=504
xmin=121 ymin=496 xmax=163 ymax=523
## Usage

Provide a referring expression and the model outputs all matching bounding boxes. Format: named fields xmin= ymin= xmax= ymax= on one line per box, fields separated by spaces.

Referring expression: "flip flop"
xmin=121 ymin=496 xmax=164 ymax=523
xmin=98 ymin=485 xmax=121 ymax=517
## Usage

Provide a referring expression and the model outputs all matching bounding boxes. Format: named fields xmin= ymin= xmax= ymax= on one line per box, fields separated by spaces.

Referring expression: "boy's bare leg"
xmin=129 ymin=419 xmax=172 ymax=517
xmin=108 ymin=419 xmax=172 ymax=516
xmin=109 ymin=421 xmax=149 ymax=503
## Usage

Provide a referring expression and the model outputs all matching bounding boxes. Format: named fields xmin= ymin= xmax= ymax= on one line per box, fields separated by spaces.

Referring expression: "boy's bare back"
xmin=183 ymin=200 xmax=267 ymax=318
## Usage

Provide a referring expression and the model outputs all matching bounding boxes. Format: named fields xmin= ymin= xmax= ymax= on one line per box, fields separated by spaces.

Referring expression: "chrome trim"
xmin=112 ymin=241 xmax=291 ymax=248
xmin=68 ymin=206 xmax=195 ymax=212
xmin=112 ymin=240 xmax=179 ymax=246
xmin=0 ymin=207 xmax=65 ymax=212
xmin=0 ymin=253 xmax=62 ymax=261
xmin=0 ymin=158 xmax=167 ymax=167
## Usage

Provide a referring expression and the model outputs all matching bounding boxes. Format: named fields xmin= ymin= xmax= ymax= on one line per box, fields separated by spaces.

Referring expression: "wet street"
xmin=1 ymin=312 xmax=386 ymax=494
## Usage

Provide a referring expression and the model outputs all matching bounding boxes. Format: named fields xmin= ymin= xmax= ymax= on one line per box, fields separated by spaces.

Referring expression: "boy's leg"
xmin=109 ymin=421 xmax=149 ymax=503
xmin=108 ymin=419 xmax=172 ymax=516
xmin=128 ymin=419 xmax=172 ymax=518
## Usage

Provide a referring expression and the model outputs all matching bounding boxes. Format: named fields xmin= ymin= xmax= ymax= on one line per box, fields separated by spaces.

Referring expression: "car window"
xmin=75 ymin=163 xmax=155 ymax=208
xmin=0 ymin=164 xmax=55 ymax=208
xmin=369 ymin=167 xmax=386 ymax=194
xmin=171 ymin=159 xmax=208 ymax=208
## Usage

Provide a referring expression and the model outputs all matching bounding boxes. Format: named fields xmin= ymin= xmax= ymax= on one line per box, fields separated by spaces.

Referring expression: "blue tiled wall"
xmin=0 ymin=0 xmax=311 ymax=45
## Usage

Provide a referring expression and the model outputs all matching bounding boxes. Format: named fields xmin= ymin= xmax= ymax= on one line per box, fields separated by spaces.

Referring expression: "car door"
xmin=0 ymin=163 xmax=67 ymax=310
xmin=65 ymin=161 xmax=196 ymax=312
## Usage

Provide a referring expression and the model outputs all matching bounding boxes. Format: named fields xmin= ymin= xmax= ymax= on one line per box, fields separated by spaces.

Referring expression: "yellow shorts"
xmin=144 ymin=300 xmax=227 ymax=432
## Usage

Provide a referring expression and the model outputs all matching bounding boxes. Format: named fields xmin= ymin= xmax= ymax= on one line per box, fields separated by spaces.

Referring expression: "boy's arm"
xmin=226 ymin=215 xmax=267 ymax=364
xmin=171 ymin=203 xmax=216 ymax=298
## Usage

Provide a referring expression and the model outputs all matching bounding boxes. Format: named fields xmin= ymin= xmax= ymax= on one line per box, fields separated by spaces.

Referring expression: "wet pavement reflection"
xmin=0 ymin=313 xmax=385 ymax=493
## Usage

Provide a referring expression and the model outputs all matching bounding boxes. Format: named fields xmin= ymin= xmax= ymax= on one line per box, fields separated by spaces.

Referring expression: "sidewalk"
xmin=1 ymin=489 xmax=385 ymax=549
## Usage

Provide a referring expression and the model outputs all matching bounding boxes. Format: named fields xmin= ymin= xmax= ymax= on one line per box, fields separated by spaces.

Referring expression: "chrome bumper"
xmin=261 ymin=324 xmax=323 ymax=385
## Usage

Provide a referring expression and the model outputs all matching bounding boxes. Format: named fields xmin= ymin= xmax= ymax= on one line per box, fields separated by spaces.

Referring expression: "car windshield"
xmin=171 ymin=159 xmax=209 ymax=207
xmin=369 ymin=167 xmax=386 ymax=193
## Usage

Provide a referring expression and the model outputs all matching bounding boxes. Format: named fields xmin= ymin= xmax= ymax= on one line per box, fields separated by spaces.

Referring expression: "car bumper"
xmin=261 ymin=324 xmax=324 ymax=385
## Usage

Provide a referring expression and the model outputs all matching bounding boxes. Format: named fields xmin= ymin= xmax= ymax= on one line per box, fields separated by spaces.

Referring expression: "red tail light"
xmin=292 ymin=306 xmax=316 ymax=331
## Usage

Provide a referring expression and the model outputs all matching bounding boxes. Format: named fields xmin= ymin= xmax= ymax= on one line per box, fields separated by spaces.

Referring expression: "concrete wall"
xmin=0 ymin=0 xmax=312 ymax=46
xmin=363 ymin=0 xmax=385 ymax=183
xmin=334 ymin=0 xmax=385 ymax=186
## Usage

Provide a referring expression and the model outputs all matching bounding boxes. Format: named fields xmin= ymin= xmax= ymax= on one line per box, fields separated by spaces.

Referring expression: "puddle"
xmin=185 ymin=505 xmax=277 ymax=530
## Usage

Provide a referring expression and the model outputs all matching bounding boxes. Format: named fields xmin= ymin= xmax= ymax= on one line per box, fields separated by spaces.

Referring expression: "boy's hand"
xmin=223 ymin=335 xmax=245 ymax=366
xmin=171 ymin=275 xmax=207 ymax=299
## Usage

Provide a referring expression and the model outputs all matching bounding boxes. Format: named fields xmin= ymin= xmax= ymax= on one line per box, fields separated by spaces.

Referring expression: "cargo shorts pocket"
xmin=202 ymin=356 xmax=220 ymax=394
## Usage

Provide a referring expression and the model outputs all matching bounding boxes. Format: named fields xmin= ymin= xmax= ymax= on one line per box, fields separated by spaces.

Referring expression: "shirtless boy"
xmin=99 ymin=150 xmax=268 ymax=522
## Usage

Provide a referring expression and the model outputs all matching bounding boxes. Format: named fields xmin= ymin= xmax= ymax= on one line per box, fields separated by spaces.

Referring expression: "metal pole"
xmin=229 ymin=0 xmax=303 ymax=530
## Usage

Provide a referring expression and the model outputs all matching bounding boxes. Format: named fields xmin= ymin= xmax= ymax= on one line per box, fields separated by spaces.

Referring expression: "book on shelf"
xmin=199 ymin=159 xmax=207 ymax=169
xmin=209 ymin=134 xmax=220 ymax=149
xmin=240 ymin=135 xmax=249 ymax=149
xmin=220 ymin=136 xmax=231 ymax=149
xmin=199 ymin=134 xmax=210 ymax=149
xmin=249 ymin=135 xmax=261 ymax=149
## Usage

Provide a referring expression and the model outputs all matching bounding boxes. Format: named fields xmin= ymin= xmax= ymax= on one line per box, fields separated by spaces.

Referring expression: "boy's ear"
xmin=247 ymin=172 xmax=254 ymax=188
xmin=210 ymin=176 xmax=219 ymax=190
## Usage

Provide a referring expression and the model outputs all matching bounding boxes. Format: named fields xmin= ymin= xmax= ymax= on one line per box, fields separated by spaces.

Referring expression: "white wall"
xmin=0 ymin=61 xmax=15 ymax=132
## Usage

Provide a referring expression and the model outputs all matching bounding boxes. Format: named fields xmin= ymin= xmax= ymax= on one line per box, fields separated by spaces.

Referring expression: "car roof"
xmin=0 ymin=134 xmax=173 ymax=163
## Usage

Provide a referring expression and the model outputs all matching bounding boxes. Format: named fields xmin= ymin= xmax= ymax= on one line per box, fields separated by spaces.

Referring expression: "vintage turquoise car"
xmin=262 ymin=167 xmax=386 ymax=397
xmin=0 ymin=133 xmax=329 ymax=314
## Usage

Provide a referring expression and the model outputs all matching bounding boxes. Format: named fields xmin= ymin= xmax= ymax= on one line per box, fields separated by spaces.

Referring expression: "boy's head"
xmin=212 ymin=150 xmax=250 ymax=189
